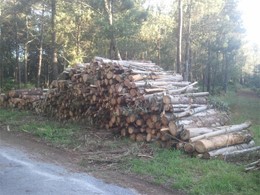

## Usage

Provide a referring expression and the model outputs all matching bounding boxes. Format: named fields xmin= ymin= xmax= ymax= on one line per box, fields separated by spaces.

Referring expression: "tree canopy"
xmin=0 ymin=0 xmax=258 ymax=93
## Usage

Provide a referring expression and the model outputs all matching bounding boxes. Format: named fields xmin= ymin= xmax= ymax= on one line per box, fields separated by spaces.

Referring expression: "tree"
xmin=103 ymin=0 xmax=121 ymax=60
xmin=184 ymin=0 xmax=192 ymax=81
xmin=37 ymin=2 xmax=45 ymax=87
xmin=51 ymin=0 xmax=58 ymax=81
xmin=176 ymin=0 xmax=183 ymax=73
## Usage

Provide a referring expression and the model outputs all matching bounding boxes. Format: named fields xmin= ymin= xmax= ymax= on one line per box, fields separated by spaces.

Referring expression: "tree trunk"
xmin=51 ymin=0 xmax=58 ymax=81
xmin=176 ymin=0 xmax=182 ymax=74
xmin=223 ymin=52 xmax=228 ymax=93
xmin=24 ymin=13 xmax=29 ymax=85
xmin=206 ymin=41 xmax=211 ymax=92
xmin=104 ymin=0 xmax=122 ymax=60
xmin=0 ymin=4 xmax=3 ymax=91
xmin=184 ymin=0 xmax=192 ymax=81
xmin=37 ymin=4 xmax=45 ymax=88
xmin=14 ymin=6 xmax=20 ymax=88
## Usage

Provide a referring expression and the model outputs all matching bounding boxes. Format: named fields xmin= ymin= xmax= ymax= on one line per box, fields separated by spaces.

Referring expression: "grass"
xmin=129 ymin=148 xmax=259 ymax=195
xmin=0 ymin=108 xmax=81 ymax=147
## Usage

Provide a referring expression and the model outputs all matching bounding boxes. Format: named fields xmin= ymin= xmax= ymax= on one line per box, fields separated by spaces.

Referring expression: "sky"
xmin=145 ymin=0 xmax=260 ymax=47
xmin=238 ymin=0 xmax=260 ymax=47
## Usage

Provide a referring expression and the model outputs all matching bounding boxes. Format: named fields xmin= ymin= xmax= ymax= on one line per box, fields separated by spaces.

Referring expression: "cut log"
xmin=221 ymin=146 xmax=260 ymax=160
xmin=189 ymin=121 xmax=251 ymax=142
xmin=174 ymin=106 xmax=208 ymax=118
xmin=184 ymin=143 xmax=195 ymax=153
xmin=203 ymin=140 xmax=255 ymax=159
xmin=195 ymin=132 xmax=252 ymax=153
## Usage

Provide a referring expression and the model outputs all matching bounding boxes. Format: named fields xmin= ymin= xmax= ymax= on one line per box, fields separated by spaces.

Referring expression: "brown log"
xmin=184 ymin=143 xmax=195 ymax=153
xmin=8 ymin=88 xmax=43 ymax=98
xmin=194 ymin=133 xmax=252 ymax=153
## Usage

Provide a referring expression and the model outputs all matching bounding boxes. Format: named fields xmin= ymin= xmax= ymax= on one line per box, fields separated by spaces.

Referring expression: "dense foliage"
xmin=0 ymin=0 xmax=259 ymax=93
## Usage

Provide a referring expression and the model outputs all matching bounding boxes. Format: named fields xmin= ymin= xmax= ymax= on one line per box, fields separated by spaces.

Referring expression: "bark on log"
xmin=221 ymin=146 xmax=260 ymax=160
xmin=195 ymin=132 xmax=252 ymax=153
xmin=203 ymin=140 xmax=255 ymax=159
xmin=190 ymin=121 xmax=251 ymax=142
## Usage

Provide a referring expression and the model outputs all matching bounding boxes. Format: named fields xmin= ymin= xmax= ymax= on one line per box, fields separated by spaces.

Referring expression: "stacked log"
xmin=182 ymin=121 xmax=257 ymax=159
xmin=1 ymin=88 xmax=46 ymax=110
xmin=1 ymin=56 xmax=258 ymax=160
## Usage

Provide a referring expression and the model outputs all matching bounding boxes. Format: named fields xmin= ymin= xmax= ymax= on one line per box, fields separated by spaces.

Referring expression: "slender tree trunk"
xmin=75 ymin=0 xmax=82 ymax=58
xmin=157 ymin=30 xmax=161 ymax=66
xmin=14 ymin=6 xmax=21 ymax=88
xmin=51 ymin=0 xmax=58 ymax=81
xmin=223 ymin=54 xmax=228 ymax=93
xmin=176 ymin=0 xmax=183 ymax=74
xmin=184 ymin=0 xmax=192 ymax=81
xmin=24 ymin=13 xmax=29 ymax=85
xmin=37 ymin=4 xmax=45 ymax=88
xmin=207 ymin=42 xmax=211 ymax=92
xmin=0 ymin=2 xmax=3 ymax=91
xmin=104 ymin=0 xmax=121 ymax=60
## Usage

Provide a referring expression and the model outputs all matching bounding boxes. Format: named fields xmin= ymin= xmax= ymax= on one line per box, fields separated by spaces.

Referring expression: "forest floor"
xmin=0 ymin=88 xmax=259 ymax=195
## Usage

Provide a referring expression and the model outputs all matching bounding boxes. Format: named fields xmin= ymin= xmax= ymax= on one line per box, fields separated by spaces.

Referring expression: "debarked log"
xmin=194 ymin=132 xmax=252 ymax=153
xmin=182 ymin=121 xmax=251 ymax=141
xmin=202 ymin=140 xmax=255 ymax=159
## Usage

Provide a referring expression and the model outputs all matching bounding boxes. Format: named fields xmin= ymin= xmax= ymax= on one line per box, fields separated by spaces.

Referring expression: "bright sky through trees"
xmin=145 ymin=0 xmax=260 ymax=47
xmin=238 ymin=0 xmax=260 ymax=46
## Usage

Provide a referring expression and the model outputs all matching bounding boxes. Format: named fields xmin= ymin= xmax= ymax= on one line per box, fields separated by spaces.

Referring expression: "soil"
xmin=0 ymin=120 xmax=185 ymax=195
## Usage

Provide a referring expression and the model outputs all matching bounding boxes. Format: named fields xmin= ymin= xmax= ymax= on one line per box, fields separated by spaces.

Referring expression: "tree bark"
xmin=195 ymin=133 xmax=252 ymax=153
xmin=37 ymin=4 xmax=45 ymax=88
xmin=189 ymin=121 xmax=251 ymax=142
xmin=203 ymin=140 xmax=255 ymax=159
xmin=176 ymin=0 xmax=183 ymax=73
xmin=14 ymin=3 xmax=21 ymax=88
xmin=184 ymin=0 xmax=192 ymax=81
xmin=51 ymin=0 xmax=58 ymax=81
xmin=104 ymin=0 xmax=122 ymax=60
xmin=0 ymin=3 xmax=3 ymax=91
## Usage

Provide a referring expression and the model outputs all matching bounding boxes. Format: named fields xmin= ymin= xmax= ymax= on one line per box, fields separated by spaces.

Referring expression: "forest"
xmin=0 ymin=0 xmax=259 ymax=94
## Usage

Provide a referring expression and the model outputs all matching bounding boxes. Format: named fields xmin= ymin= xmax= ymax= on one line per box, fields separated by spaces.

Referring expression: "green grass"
xmin=0 ymin=108 xmax=81 ymax=147
xmin=129 ymin=149 xmax=259 ymax=195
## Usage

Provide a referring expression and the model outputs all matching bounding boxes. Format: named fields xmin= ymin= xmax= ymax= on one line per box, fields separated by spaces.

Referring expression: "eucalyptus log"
xmin=203 ymin=140 xmax=255 ymax=159
xmin=195 ymin=133 xmax=252 ymax=153
xmin=221 ymin=146 xmax=260 ymax=160
xmin=190 ymin=121 xmax=251 ymax=142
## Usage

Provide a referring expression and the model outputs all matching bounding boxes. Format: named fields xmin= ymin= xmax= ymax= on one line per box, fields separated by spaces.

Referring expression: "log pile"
xmin=0 ymin=56 xmax=258 ymax=160
xmin=1 ymin=88 xmax=46 ymax=110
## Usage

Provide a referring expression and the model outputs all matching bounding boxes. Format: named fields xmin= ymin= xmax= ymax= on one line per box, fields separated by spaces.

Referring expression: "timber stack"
xmin=1 ymin=56 xmax=259 ymax=160
xmin=0 ymin=88 xmax=46 ymax=110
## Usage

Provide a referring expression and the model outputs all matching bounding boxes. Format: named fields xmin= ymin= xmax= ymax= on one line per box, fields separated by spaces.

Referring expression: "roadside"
xmin=0 ymin=115 xmax=182 ymax=195
xmin=0 ymin=137 xmax=137 ymax=195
